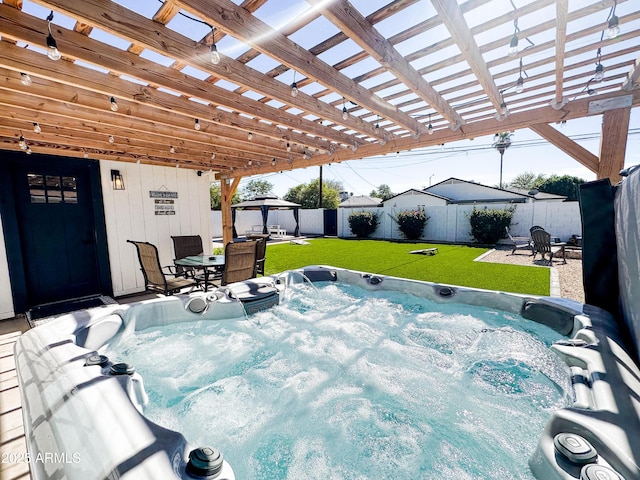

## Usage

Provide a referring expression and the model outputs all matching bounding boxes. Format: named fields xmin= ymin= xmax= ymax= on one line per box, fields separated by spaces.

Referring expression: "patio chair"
xmin=171 ymin=235 xmax=204 ymax=276
xmin=530 ymin=229 xmax=566 ymax=265
xmin=254 ymin=237 xmax=267 ymax=276
xmin=128 ymin=240 xmax=200 ymax=294
xmin=505 ymin=227 xmax=532 ymax=255
xmin=220 ymin=240 xmax=258 ymax=286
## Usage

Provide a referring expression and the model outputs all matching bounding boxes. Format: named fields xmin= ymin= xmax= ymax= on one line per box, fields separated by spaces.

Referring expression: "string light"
xmin=26 ymin=146 xmax=33 ymax=155
xmin=20 ymin=73 xmax=32 ymax=86
xmin=110 ymin=96 xmax=118 ymax=112
xmin=108 ymin=135 xmax=115 ymax=144
xmin=194 ymin=118 xmax=201 ymax=130
xmin=211 ymin=151 xmax=216 ymax=159
xmin=271 ymin=158 xmax=276 ymax=166
xmin=342 ymin=98 xmax=348 ymax=121
xmin=286 ymin=142 xmax=291 ymax=152
xmin=507 ymin=19 xmax=519 ymax=57
xmin=248 ymin=132 xmax=253 ymax=141
xmin=170 ymin=146 xmax=176 ymax=154
xmin=210 ymin=27 xmax=220 ymax=65
xmin=606 ymin=1 xmax=620 ymax=39
xmin=291 ymin=71 xmax=298 ymax=97
xmin=19 ymin=135 xmax=27 ymax=150
xmin=45 ymin=11 xmax=61 ymax=61
xmin=594 ymin=48 xmax=605 ymax=82
xmin=427 ymin=114 xmax=434 ymax=135
xmin=33 ymin=123 xmax=41 ymax=133
xmin=515 ymin=59 xmax=525 ymax=93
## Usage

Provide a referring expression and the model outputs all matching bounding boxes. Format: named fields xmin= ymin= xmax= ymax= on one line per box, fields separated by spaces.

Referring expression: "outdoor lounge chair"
xmin=530 ymin=229 xmax=566 ymax=265
xmin=505 ymin=227 xmax=532 ymax=255
xmin=128 ymin=240 xmax=200 ymax=295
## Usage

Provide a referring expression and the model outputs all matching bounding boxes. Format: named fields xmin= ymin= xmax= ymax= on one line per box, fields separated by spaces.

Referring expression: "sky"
xmin=242 ymin=107 xmax=640 ymax=198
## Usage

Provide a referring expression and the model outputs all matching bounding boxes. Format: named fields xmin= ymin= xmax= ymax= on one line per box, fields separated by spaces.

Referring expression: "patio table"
xmin=174 ymin=255 xmax=225 ymax=291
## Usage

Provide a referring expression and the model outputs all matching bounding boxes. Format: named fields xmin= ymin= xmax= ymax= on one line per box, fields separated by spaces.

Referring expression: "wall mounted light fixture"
xmin=111 ymin=169 xmax=125 ymax=190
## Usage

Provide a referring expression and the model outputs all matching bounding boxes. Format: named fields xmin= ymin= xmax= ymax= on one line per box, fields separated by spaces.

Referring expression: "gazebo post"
xmin=221 ymin=177 xmax=241 ymax=246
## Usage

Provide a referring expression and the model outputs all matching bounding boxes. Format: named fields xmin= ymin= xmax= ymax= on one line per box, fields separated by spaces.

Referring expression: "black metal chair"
xmin=128 ymin=240 xmax=199 ymax=295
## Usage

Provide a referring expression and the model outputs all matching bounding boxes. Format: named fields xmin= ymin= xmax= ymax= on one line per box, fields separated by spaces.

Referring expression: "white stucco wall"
xmin=101 ymin=161 xmax=213 ymax=296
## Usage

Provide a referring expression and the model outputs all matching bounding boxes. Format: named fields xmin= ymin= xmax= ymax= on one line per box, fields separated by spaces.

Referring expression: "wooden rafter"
xmin=430 ymin=0 xmax=503 ymax=116
xmin=0 ymin=0 xmax=633 ymax=185
xmin=307 ymin=0 xmax=463 ymax=130
xmin=553 ymin=0 xmax=569 ymax=107
xmin=30 ymin=0 xmax=377 ymax=141
xmin=171 ymin=0 xmax=423 ymax=136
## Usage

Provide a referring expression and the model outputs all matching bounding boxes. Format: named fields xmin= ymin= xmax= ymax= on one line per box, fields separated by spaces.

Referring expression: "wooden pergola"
xmin=1 ymin=0 xmax=639 ymax=245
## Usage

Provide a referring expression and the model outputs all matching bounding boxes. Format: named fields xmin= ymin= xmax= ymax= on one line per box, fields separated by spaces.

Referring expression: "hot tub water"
xmin=107 ymin=282 xmax=571 ymax=480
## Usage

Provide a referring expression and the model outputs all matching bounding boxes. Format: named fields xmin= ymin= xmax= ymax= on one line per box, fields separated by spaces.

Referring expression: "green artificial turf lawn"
xmin=264 ymin=238 xmax=549 ymax=296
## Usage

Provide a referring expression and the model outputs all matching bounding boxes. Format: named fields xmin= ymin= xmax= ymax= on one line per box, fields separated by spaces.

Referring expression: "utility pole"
xmin=318 ymin=165 xmax=323 ymax=208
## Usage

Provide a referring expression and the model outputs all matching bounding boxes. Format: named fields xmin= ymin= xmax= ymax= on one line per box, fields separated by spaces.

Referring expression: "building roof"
xmin=383 ymin=188 xmax=449 ymax=203
xmin=339 ymin=195 xmax=382 ymax=208
xmin=424 ymin=177 xmax=532 ymax=203
xmin=0 ymin=1 xmax=638 ymax=181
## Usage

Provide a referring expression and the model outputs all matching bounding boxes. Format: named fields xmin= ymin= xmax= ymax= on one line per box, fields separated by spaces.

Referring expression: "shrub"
xmin=468 ymin=207 xmax=515 ymax=244
xmin=395 ymin=208 xmax=429 ymax=240
xmin=348 ymin=211 xmax=379 ymax=238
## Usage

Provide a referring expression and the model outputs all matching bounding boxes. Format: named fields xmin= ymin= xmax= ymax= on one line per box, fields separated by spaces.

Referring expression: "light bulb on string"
xmin=33 ymin=123 xmax=41 ymax=133
xmin=194 ymin=118 xmax=201 ymax=130
xmin=20 ymin=73 xmax=32 ymax=86
xmin=45 ymin=11 xmax=61 ymax=61
xmin=110 ymin=96 xmax=118 ymax=112
xmin=19 ymin=135 xmax=27 ymax=150
xmin=210 ymin=27 xmax=220 ymax=64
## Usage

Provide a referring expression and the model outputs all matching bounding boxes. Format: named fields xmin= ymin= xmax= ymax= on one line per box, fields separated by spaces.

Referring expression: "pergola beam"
xmin=529 ymin=123 xmax=599 ymax=174
xmin=171 ymin=0 xmax=423 ymax=136
xmin=307 ymin=0 xmax=463 ymax=130
xmin=599 ymin=107 xmax=631 ymax=182
xmin=30 ymin=0 xmax=377 ymax=141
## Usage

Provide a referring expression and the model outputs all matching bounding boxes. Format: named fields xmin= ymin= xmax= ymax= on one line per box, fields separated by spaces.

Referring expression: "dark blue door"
xmin=13 ymin=160 xmax=102 ymax=306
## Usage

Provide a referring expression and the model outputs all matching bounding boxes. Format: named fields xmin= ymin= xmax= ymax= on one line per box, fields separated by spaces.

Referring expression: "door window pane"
xmin=28 ymin=174 xmax=46 ymax=203
xmin=62 ymin=176 xmax=78 ymax=203
xmin=45 ymin=176 xmax=62 ymax=203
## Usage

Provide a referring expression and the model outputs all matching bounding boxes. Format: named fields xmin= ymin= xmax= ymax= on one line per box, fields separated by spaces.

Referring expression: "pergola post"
xmin=598 ymin=107 xmax=631 ymax=184
xmin=221 ymin=177 xmax=241 ymax=246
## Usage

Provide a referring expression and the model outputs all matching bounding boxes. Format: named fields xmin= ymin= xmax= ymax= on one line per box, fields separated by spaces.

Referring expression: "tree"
xmin=370 ymin=184 xmax=394 ymax=201
xmin=209 ymin=182 xmax=240 ymax=210
xmin=492 ymin=132 xmax=513 ymax=189
xmin=283 ymin=178 xmax=341 ymax=208
xmin=240 ymin=179 xmax=273 ymax=201
xmin=506 ymin=172 xmax=547 ymax=190
xmin=538 ymin=175 xmax=587 ymax=201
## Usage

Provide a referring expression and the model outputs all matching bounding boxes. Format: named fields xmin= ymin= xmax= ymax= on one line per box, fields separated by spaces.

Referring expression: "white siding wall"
xmin=337 ymin=202 xmax=582 ymax=242
xmin=101 ymin=161 xmax=212 ymax=296
xmin=0 ymin=214 xmax=14 ymax=319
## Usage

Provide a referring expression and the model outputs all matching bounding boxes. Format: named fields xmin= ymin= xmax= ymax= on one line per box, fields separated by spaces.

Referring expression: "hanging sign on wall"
xmin=150 ymin=191 xmax=178 ymax=215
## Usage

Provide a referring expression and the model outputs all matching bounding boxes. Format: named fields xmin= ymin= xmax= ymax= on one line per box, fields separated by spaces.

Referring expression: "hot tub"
xmin=14 ymin=266 xmax=640 ymax=480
